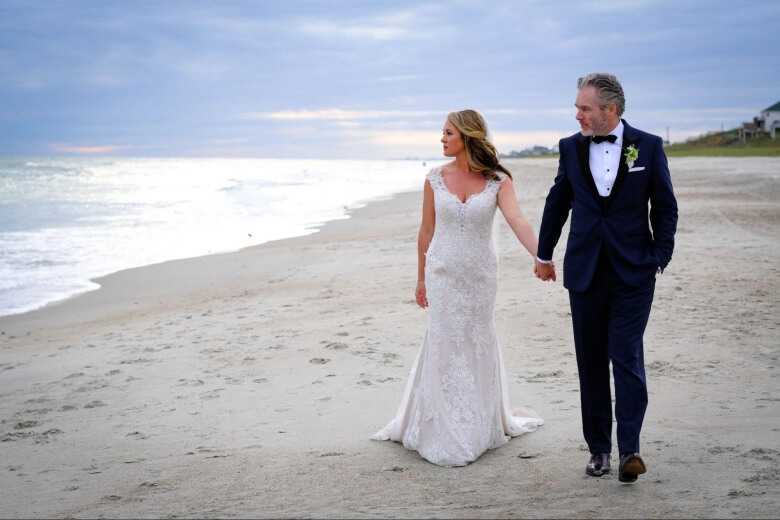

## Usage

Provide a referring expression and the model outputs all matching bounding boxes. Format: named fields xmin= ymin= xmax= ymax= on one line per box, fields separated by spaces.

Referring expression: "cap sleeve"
xmin=426 ymin=166 xmax=444 ymax=191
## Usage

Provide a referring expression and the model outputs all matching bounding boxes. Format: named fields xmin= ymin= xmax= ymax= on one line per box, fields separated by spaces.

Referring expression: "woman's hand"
xmin=415 ymin=280 xmax=428 ymax=308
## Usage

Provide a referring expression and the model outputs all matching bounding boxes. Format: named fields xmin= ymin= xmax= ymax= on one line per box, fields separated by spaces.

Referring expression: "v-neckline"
xmin=438 ymin=168 xmax=490 ymax=205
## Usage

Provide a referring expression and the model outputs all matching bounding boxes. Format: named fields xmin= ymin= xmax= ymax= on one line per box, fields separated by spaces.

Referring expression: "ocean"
xmin=0 ymin=157 xmax=441 ymax=317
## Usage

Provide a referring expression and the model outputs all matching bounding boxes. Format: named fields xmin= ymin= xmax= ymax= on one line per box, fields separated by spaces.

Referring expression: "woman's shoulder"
xmin=492 ymin=170 xmax=511 ymax=183
xmin=426 ymin=163 xmax=450 ymax=182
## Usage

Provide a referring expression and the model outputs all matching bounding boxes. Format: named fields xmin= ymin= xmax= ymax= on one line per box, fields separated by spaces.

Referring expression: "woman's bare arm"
xmin=497 ymin=177 xmax=539 ymax=259
xmin=416 ymin=180 xmax=436 ymax=307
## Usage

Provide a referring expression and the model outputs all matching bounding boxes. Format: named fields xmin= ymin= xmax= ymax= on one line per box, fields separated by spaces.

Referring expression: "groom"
xmin=534 ymin=73 xmax=678 ymax=483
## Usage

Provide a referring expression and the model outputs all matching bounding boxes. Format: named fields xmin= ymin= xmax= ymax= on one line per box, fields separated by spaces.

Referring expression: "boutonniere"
xmin=624 ymin=145 xmax=639 ymax=169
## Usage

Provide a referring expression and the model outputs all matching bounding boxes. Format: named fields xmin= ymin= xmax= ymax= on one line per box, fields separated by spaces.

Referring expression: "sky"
xmin=1 ymin=0 xmax=779 ymax=159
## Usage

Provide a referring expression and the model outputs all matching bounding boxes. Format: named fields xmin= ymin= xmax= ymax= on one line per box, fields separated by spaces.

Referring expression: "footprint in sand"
xmin=177 ymin=378 xmax=205 ymax=387
xmin=1 ymin=431 xmax=35 ymax=442
xmin=20 ymin=408 xmax=52 ymax=416
xmin=381 ymin=352 xmax=401 ymax=365
xmin=325 ymin=342 xmax=348 ymax=350
xmin=118 ymin=358 xmax=156 ymax=365
xmin=25 ymin=397 xmax=52 ymax=405
xmin=35 ymin=428 xmax=64 ymax=444
xmin=517 ymin=452 xmax=541 ymax=459
xmin=742 ymin=468 xmax=778 ymax=483
xmin=82 ymin=463 xmax=102 ymax=474
xmin=14 ymin=420 xmax=39 ymax=430
xmin=199 ymin=388 xmax=225 ymax=400
xmin=318 ymin=451 xmax=344 ymax=457
xmin=743 ymin=448 xmax=780 ymax=461
xmin=75 ymin=380 xmax=110 ymax=392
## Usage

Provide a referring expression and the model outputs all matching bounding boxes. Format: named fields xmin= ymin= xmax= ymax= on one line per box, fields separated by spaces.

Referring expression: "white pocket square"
xmin=628 ymin=166 xmax=646 ymax=173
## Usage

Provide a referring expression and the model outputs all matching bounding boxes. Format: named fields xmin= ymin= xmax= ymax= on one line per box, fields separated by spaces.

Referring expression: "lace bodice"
xmin=425 ymin=166 xmax=505 ymax=268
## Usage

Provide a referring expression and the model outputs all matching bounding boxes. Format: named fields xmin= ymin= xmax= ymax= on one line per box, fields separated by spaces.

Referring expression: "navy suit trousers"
xmin=568 ymin=249 xmax=655 ymax=456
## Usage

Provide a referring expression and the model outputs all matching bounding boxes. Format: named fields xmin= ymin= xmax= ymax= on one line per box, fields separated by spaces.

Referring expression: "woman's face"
xmin=441 ymin=119 xmax=464 ymax=157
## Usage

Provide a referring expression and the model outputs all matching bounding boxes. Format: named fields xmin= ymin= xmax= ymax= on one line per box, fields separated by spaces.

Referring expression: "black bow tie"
xmin=592 ymin=134 xmax=617 ymax=144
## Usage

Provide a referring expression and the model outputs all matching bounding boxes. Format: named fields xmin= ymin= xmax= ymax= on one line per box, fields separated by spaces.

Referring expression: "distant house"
xmin=761 ymin=101 xmax=780 ymax=139
xmin=739 ymin=100 xmax=780 ymax=141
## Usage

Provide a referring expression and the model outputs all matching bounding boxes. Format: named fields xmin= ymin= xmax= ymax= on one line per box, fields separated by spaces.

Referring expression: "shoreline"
xmin=0 ymin=156 xmax=440 ymax=321
xmin=1 ymin=157 xmax=779 ymax=518
xmin=0 ymin=185 xmax=423 ymax=335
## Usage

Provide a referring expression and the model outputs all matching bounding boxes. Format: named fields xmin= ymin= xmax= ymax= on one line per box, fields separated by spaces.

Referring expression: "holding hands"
xmin=534 ymin=258 xmax=557 ymax=282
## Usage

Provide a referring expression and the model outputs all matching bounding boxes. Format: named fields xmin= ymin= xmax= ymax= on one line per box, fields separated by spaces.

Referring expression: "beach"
xmin=1 ymin=157 xmax=779 ymax=518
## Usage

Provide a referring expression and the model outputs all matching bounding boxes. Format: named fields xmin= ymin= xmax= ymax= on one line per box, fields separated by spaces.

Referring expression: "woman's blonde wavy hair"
xmin=447 ymin=109 xmax=512 ymax=180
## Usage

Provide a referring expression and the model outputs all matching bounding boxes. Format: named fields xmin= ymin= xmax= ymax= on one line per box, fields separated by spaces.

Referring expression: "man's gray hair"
xmin=578 ymin=73 xmax=625 ymax=116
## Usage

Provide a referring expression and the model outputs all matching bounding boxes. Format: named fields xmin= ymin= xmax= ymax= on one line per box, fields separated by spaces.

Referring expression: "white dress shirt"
xmin=589 ymin=120 xmax=623 ymax=197
xmin=536 ymin=121 xmax=623 ymax=264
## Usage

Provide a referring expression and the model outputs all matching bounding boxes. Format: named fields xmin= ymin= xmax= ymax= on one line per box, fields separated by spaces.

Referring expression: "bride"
xmin=371 ymin=109 xmax=545 ymax=467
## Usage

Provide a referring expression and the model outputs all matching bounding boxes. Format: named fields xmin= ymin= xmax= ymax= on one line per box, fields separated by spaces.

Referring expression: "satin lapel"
xmin=606 ymin=120 xmax=638 ymax=208
xmin=575 ymin=134 xmax=600 ymax=200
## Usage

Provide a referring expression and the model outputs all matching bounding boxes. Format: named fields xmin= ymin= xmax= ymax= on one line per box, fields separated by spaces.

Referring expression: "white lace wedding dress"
xmin=371 ymin=166 xmax=544 ymax=467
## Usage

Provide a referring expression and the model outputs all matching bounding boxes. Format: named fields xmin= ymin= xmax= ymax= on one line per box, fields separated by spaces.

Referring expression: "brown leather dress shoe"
xmin=586 ymin=453 xmax=611 ymax=476
xmin=618 ymin=453 xmax=647 ymax=483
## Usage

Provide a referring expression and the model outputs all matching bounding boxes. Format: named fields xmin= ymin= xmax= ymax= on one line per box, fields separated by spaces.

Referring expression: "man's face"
xmin=575 ymin=86 xmax=615 ymax=136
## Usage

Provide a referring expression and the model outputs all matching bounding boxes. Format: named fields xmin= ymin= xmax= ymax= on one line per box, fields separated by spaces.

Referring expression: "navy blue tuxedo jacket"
xmin=537 ymin=120 xmax=678 ymax=292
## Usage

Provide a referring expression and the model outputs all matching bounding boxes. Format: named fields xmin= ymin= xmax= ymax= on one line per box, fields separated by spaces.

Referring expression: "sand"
xmin=1 ymin=157 xmax=779 ymax=518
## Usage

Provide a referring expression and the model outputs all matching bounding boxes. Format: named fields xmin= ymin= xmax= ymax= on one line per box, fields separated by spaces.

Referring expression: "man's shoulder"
xmin=624 ymin=121 xmax=663 ymax=145
xmin=559 ymin=132 xmax=582 ymax=148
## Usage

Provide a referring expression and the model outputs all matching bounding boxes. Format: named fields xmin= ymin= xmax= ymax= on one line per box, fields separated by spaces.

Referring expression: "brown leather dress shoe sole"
xmin=619 ymin=454 xmax=647 ymax=483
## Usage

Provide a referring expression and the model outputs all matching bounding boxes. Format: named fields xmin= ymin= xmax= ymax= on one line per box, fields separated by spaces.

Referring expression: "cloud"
xmin=491 ymin=130 xmax=570 ymax=150
xmin=244 ymin=107 xmax=571 ymax=122
xmin=296 ymin=4 xmax=449 ymax=41
xmin=244 ymin=108 xmax=442 ymax=121
xmin=378 ymin=74 xmax=420 ymax=82
xmin=350 ymin=128 xmax=570 ymax=158
xmin=50 ymin=143 xmax=126 ymax=154
xmin=298 ymin=20 xmax=409 ymax=41
xmin=632 ymin=107 xmax=758 ymax=121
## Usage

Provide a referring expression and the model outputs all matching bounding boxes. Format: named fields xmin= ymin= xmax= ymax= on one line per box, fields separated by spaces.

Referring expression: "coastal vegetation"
xmin=664 ymin=129 xmax=780 ymax=157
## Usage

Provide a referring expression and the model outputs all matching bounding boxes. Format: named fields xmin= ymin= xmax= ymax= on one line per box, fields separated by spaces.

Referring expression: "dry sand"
xmin=1 ymin=157 xmax=779 ymax=518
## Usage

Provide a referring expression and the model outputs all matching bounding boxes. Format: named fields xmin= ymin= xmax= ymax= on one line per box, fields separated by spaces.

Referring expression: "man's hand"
xmin=534 ymin=259 xmax=557 ymax=282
